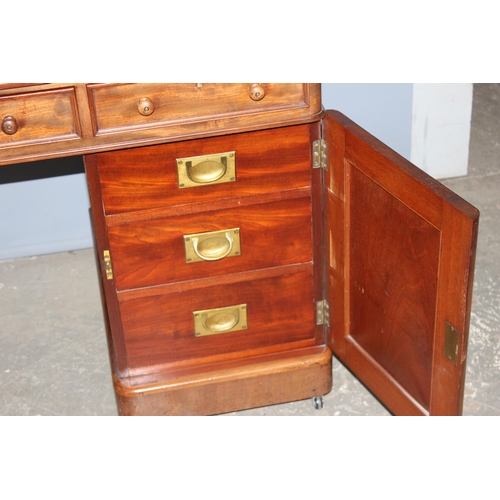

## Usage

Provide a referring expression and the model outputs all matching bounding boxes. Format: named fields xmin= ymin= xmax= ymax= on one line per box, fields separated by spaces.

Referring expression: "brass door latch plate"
xmin=444 ymin=322 xmax=459 ymax=366
xmin=103 ymin=250 xmax=113 ymax=280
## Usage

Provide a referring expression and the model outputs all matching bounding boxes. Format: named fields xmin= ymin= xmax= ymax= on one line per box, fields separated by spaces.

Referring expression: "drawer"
xmin=96 ymin=123 xmax=313 ymax=216
xmin=107 ymin=197 xmax=313 ymax=290
xmin=119 ymin=270 xmax=316 ymax=368
xmin=87 ymin=83 xmax=311 ymax=135
xmin=0 ymin=88 xmax=81 ymax=147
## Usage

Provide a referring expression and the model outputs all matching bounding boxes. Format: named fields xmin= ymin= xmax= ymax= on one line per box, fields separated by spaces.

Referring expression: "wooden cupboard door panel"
xmin=324 ymin=110 xmax=479 ymax=416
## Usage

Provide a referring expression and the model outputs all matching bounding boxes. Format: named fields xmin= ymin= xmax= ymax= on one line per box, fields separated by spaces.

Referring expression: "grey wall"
xmin=0 ymin=84 xmax=414 ymax=260
xmin=321 ymin=83 xmax=413 ymax=159
xmin=0 ymin=174 xmax=93 ymax=260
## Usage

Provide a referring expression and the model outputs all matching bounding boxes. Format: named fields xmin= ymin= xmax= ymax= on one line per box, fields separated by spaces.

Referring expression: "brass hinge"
xmin=103 ymin=250 xmax=114 ymax=280
xmin=313 ymin=139 xmax=327 ymax=169
xmin=316 ymin=300 xmax=330 ymax=326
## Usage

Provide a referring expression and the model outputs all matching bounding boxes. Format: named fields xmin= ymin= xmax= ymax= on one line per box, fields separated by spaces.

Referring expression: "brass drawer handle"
xmin=184 ymin=228 xmax=241 ymax=263
xmin=188 ymin=159 xmax=226 ymax=183
xmin=137 ymin=97 xmax=154 ymax=116
xmin=177 ymin=151 xmax=236 ymax=188
xmin=193 ymin=233 xmax=232 ymax=261
xmin=204 ymin=309 xmax=239 ymax=332
xmin=194 ymin=304 xmax=248 ymax=337
xmin=2 ymin=115 xmax=18 ymax=135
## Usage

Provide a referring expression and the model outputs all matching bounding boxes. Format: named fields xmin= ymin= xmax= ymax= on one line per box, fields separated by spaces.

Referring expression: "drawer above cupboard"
xmin=0 ymin=83 xmax=322 ymax=166
xmin=87 ymin=83 xmax=320 ymax=136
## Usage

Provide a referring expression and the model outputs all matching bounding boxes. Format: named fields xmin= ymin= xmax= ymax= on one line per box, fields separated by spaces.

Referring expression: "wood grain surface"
xmin=107 ymin=196 xmax=313 ymax=290
xmin=115 ymin=346 xmax=332 ymax=416
xmin=0 ymin=83 xmax=322 ymax=165
xmin=96 ymin=123 xmax=314 ymax=217
xmin=119 ymin=269 xmax=316 ymax=368
xmin=324 ymin=110 xmax=479 ymax=416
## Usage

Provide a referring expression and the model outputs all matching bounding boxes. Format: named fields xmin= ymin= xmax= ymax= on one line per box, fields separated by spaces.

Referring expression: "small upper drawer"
xmin=87 ymin=83 xmax=312 ymax=135
xmin=0 ymin=88 xmax=81 ymax=147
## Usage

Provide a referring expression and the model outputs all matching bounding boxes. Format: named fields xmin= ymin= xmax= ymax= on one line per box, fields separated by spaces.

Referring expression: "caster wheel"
xmin=312 ymin=396 xmax=324 ymax=410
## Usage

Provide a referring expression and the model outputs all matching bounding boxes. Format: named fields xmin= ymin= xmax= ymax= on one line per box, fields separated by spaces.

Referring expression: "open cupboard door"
xmin=323 ymin=111 xmax=479 ymax=416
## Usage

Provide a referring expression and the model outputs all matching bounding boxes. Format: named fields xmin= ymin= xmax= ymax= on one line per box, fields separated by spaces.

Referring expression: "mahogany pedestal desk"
xmin=0 ymin=84 xmax=479 ymax=415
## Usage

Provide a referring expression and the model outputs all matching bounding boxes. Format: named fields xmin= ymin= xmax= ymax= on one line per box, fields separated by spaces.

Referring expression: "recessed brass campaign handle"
xmin=188 ymin=159 xmax=226 ymax=183
xmin=184 ymin=228 xmax=241 ymax=263
xmin=177 ymin=151 xmax=236 ymax=188
xmin=193 ymin=232 xmax=233 ymax=261
xmin=193 ymin=304 xmax=248 ymax=337
xmin=203 ymin=309 xmax=239 ymax=333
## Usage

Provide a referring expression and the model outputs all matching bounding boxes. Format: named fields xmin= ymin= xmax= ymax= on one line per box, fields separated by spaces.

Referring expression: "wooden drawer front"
xmin=97 ymin=124 xmax=312 ymax=216
xmin=119 ymin=270 xmax=315 ymax=368
xmin=108 ymin=197 xmax=313 ymax=290
xmin=88 ymin=83 xmax=310 ymax=135
xmin=0 ymin=88 xmax=80 ymax=146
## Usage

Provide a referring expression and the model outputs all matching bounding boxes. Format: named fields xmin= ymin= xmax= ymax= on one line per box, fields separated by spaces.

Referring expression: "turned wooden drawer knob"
xmin=2 ymin=115 xmax=18 ymax=135
xmin=137 ymin=97 xmax=154 ymax=116
xmin=249 ymin=84 xmax=265 ymax=101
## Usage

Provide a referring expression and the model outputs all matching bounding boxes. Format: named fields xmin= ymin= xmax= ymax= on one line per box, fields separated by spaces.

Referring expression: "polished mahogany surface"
xmin=0 ymin=84 xmax=479 ymax=415
xmin=0 ymin=84 xmax=322 ymax=166
xmin=324 ymin=111 xmax=479 ymax=416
